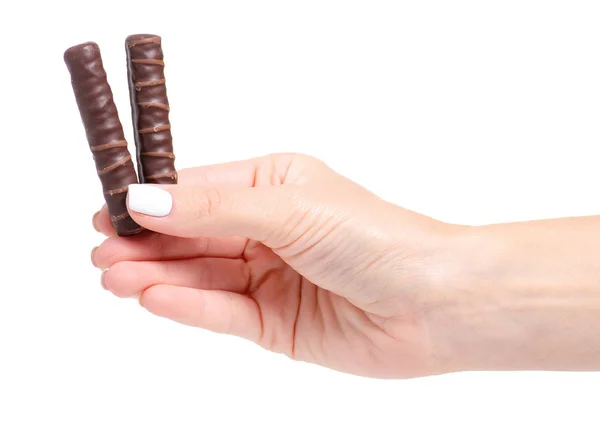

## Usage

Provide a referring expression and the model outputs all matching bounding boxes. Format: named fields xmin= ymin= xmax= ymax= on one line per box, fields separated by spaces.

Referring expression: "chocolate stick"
xmin=126 ymin=34 xmax=178 ymax=184
xmin=64 ymin=42 xmax=143 ymax=236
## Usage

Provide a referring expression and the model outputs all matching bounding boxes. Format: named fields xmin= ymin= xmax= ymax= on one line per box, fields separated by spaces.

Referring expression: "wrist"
xmin=423 ymin=221 xmax=600 ymax=373
xmin=421 ymin=224 xmax=534 ymax=373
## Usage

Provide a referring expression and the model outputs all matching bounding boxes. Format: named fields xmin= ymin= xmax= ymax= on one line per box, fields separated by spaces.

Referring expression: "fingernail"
xmin=100 ymin=269 xmax=108 ymax=290
xmin=91 ymin=246 xmax=99 ymax=267
xmin=92 ymin=210 xmax=101 ymax=232
xmin=128 ymin=184 xmax=173 ymax=217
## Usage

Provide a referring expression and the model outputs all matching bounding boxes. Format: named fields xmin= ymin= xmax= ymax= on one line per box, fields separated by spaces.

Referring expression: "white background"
xmin=1 ymin=1 xmax=600 ymax=422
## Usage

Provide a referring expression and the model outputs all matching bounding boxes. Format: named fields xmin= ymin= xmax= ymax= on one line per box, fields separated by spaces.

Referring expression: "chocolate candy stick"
xmin=126 ymin=34 xmax=177 ymax=184
xmin=64 ymin=42 xmax=143 ymax=236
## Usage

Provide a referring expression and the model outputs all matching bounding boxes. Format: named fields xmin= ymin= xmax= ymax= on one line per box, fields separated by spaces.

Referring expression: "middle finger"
xmin=93 ymin=232 xmax=247 ymax=270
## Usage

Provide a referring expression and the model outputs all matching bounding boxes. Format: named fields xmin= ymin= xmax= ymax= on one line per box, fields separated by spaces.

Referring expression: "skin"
xmin=92 ymin=153 xmax=600 ymax=378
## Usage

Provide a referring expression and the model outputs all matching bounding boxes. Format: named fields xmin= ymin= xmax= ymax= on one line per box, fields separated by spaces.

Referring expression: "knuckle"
xmin=191 ymin=293 xmax=207 ymax=326
xmin=187 ymin=258 xmax=212 ymax=285
xmin=146 ymin=232 xmax=167 ymax=259
xmin=291 ymin=152 xmax=318 ymax=164
xmin=282 ymin=153 xmax=330 ymax=184
xmin=222 ymin=292 xmax=238 ymax=334
xmin=271 ymin=152 xmax=317 ymax=165
xmin=193 ymin=236 xmax=211 ymax=256
xmin=289 ymin=153 xmax=326 ymax=170
xmin=269 ymin=187 xmax=313 ymax=246
xmin=255 ymin=153 xmax=328 ymax=186
xmin=193 ymin=187 xmax=224 ymax=218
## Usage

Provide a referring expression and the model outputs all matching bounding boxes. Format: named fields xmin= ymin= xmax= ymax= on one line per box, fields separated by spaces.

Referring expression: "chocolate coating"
xmin=126 ymin=34 xmax=177 ymax=184
xmin=65 ymin=42 xmax=143 ymax=236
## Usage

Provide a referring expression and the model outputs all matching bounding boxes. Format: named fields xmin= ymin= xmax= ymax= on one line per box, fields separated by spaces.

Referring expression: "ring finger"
xmin=102 ymin=257 xmax=249 ymax=298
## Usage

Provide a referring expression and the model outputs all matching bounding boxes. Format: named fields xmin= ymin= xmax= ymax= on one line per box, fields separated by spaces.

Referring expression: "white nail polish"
xmin=128 ymin=184 xmax=173 ymax=217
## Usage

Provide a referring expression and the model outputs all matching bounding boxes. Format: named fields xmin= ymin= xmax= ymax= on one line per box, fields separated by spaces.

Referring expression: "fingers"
xmin=176 ymin=159 xmax=260 ymax=187
xmin=93 ymin=154 xmax=315 ymax=239
xmin=140 ymin=285 xmax=262 ymax=342
xmin=126 ymin=183 xmax=305 ymax=247
xmin=91 ymin=165 xmax=222 ymax=236
xmin=92 ymin=230 xmax=247 ymax=270
xmin=91 ymin=160 xmax=260 ymax=236
xmin=102 ymin=258 xmax=249 ymax=298
xmin=176 ymin=154 xmax=305 ymax=187
xmin=93 ymin=204 xmax=115 ymax=237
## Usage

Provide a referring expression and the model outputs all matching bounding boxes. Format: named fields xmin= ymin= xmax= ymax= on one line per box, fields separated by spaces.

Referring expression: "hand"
xmin=92 ymin=153 xmax=461 ymax=378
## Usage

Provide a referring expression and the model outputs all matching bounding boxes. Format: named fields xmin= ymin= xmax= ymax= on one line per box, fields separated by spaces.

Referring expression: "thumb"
xmin=126 ymin=183 xmax=302 ymax=246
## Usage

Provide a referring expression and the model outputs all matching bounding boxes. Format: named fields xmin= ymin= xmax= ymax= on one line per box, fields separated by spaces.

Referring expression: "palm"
xmin=230 ymin=239 xmax=431 ymax=378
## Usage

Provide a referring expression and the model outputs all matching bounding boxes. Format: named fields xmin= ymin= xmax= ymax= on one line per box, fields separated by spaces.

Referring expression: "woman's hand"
xmin=92 ymin=153 xmax=600 ymax=377
xmin=92 ymin=154 xmax=459 ymax=378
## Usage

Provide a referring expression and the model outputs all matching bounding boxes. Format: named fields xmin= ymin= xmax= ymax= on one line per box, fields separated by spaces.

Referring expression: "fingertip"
xmin=126 ymin=184 xmax=184 ymax=236
xmin=92 ymin=238 xmax=118 ymax=270
xmin=139 ymin=284 xmax=171 ymax=315
xmin=100 ymin=269 xmax=108 ymax=290
xmin=92 ymin=210 xmax=101 ymax=232
xmin=102 ymin=263 xmax=133 ymax=298
xmin=127 ymin=184 xmax=173 ymax=216
xmin=91 ymin=246 xmax=99 ymax=268
xmin=93 ymin=204 xmax=116 ymax=236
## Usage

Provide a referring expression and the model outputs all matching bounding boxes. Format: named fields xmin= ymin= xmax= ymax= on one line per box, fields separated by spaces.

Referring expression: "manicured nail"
xmin=91 ymin=246 xmax=99 ymax=267
xmin=92 ymin=210 xmax=101 ymax=232
xmin=128 ymin=184 xmax=173 ymax=217
xmin=100 ymin=269 xmax=108 ymax=290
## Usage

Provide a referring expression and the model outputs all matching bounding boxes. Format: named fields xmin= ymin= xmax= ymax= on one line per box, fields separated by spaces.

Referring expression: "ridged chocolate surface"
xmin=64 ymin=42 xmax=143 ymax=236
xmin=126 ymin=34 xmax=177 ymax=184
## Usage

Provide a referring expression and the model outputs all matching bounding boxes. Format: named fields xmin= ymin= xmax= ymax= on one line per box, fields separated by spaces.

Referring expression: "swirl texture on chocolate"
xmin=126 ymin=34 xmax=177 ymax=184
xmin=64 ymin=42 xmax=143 ymax=236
